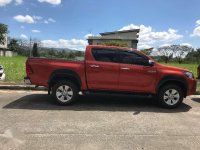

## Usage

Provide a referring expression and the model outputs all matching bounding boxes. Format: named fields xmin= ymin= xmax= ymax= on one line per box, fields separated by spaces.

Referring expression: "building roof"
xmin=87 ymin=36 xmax=138 ymax=42
xmin=100 ymin=29 xmax=140 ymax=36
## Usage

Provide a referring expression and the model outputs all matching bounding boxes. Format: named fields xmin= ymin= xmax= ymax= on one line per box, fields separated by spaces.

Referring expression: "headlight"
xmin=184 ymin=72 xmax=194 ymax=79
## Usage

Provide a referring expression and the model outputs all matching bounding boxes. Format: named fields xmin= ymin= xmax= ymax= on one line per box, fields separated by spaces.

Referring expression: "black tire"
xmin=52 ymin=80 xmax=79 ymax=105
xmin=157 ymin=84 xmax=184 ymax=109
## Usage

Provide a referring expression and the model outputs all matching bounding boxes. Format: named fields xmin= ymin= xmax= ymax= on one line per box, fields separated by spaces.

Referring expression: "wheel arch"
xmin=156 ymin=75 xmax=188 ymax=97
xmin=48 ymin=69 xmax=82 ymax=93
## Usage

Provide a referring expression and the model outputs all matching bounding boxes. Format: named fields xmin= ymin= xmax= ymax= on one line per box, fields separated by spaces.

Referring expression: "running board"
xmin=81 ymin=90 xmax=153 ymax=98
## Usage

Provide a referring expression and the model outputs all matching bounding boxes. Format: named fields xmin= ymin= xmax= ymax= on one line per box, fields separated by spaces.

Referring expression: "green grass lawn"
xmin=0 ymin=56 xmax=27 ymax=83
xmin=0 ymin=56 xmax=199 ymax=91
xmin=163 ymin=63 xmax=199 ymax=78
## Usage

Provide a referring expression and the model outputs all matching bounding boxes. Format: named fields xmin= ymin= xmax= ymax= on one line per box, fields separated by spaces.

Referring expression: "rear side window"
xmin=92 ymin=48 xmax=118 ymax=63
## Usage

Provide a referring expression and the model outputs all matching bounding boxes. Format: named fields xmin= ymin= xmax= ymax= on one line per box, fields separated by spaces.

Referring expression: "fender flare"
xmin=156 ymin=75 xmax=188 ymax=96
xmin=48 ymin=69 xmax=82 ymax=88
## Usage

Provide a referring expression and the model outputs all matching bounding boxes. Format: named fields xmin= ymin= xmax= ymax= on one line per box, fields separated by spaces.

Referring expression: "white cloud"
xmin=0 ymin=0 xmax=23 ymax=6
xmin=38 ymin=0 xmax=61 ymax=5
xmin=20 ymin=34 xmax=28 ymax=39
xmin=138 ymin=44 xmax=152 ymax=49
xmin=44 ymin=18 xmax=56 ymax=24
xmin=0 ymin=0 xmax=12 ymax=6
xmin=191 ymin=20 xmax=200 ymax=37
xmin=33 ymin=16 xmax=43 ymax=20
xmin=40 ymin=39 xmax=87 ymax=50
xmin=32 ymin=29 xmax=40 ymax=33
xmin=15 ymin=0 xmax=23 ymax=5
xmin=84 ymin=33 xmax=93 ymax=39
xmin=158 ymin=43 xmax=192 ymax=48
xmin=196 ymin=20 xmax=200 ymax=26
xmin=180 ymin=43 xmax=192 ymax=47
xmin=159 ymin=44 xmax=170 ymax=47
xmin=48 ymin=18 xmax=56 ymax=23
xmin=119 ymin=24 xmax=183 ymax=48
xmin=14 ymin=15 xmax=44 ymax=24
xmin=13 ymin=15 xmax=34 ymax=23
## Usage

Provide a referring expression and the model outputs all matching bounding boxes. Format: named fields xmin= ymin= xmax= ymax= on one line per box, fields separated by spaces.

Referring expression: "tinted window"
xmin=92 ymin=48 xmax=118 ymax=63
xmin=119 ymin=51 xmax=148 ymax=65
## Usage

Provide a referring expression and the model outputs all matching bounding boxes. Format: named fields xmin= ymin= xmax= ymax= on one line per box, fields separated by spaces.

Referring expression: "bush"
xmin=101 ymin=40 xmax=128 ymax=47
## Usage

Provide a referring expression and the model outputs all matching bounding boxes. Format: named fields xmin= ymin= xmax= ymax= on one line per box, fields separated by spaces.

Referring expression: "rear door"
xmin=86 ymin=48 xmax=120 ymax=91
xmin=118 ymin=50 xmax=157 ymax=93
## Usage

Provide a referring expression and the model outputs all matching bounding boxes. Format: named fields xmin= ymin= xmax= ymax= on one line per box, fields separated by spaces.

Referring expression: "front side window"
xmin=92 ymin=48 xmax=118 ymax=63
xmin=119 ymin=51 xmax=149 ymax=65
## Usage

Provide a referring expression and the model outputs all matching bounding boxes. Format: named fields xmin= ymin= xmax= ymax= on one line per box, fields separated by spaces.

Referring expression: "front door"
xmin=118 ymin=50 xmax=157 ymax=93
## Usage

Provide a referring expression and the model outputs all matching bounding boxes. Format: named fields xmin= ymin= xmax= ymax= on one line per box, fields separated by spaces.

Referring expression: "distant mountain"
xmin=40 ymin=47 xmax=82 ymax=52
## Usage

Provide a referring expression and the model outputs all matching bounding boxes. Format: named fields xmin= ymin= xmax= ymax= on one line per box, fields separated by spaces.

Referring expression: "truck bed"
xmin=27 ymin=57 xmax=86 ymax=87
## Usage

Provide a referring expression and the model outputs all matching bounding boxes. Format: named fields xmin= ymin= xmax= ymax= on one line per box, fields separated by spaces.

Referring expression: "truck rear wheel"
xmin=52 ymin=80 xmax=78 ymax=105
xmin=157 ymin=84 xmax=184 ymax=109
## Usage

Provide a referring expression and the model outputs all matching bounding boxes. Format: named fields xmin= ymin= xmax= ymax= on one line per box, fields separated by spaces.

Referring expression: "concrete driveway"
xmin=0 ymin=90 xmax=200 ymax=150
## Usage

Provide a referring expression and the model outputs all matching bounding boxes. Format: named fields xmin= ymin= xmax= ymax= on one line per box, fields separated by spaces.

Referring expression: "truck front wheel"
xmin=157 ymin=84 xmax=184 ymax=108
xmin=52 ymin=80 xmax=78 ymax=105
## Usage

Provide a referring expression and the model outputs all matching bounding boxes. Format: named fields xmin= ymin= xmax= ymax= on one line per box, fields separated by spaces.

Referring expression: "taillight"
xmin=26 ymin=60 xmax=33 ymax=75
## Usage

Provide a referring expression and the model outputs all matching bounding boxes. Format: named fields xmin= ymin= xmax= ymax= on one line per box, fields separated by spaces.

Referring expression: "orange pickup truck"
xmin=25 ymin=45 xmax=197 ymax=108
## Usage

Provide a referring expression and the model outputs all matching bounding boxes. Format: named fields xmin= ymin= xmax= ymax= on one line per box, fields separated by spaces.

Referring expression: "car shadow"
xmin=191 ymin=98 xmax=200 ymax=103
xmin=3 ymin=93 xmax=191 ymax=113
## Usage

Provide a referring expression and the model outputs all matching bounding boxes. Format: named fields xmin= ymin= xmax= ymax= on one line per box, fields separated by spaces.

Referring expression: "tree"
xmin=172 ymin=45 xmax=193 ymax=64
xmin=32 ymin=43 xmax=39 ymax=57
xmin=8 ymin=38 xmax=20 ymax=52
xmin=185 ymin=48 xmax=200 ymax=63
xmin=0 ymin=23 xmax=8 ymax=45
xmin=157 ymin=45 xmax=174 ymax=63
xmin=67 ymin=51 xmax=76 ymax=59
xmin=140 ymin=48 xmax=153 ymax=56
xmin=157 ymin=45 xmax=193 ymax=64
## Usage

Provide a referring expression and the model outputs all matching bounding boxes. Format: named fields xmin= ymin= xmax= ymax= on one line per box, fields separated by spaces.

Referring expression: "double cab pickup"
xmin=25 ymin=45 xmax=197 ymax=108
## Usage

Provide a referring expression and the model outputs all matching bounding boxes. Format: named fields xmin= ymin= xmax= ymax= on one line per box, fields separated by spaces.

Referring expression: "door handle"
xmin=147 ymin=70 xmax=157 ymax=73
xmin=121 ymin=67 xmax=130 ymax=70
xmin=90 ymin=65 xmax=100 ymax=68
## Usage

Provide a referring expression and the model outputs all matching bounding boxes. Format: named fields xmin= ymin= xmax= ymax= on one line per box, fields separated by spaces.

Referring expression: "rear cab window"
xmin=91 ymin=48 xmax=119 ymax=63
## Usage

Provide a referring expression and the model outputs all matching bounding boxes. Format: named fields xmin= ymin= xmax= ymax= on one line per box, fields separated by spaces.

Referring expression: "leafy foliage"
xmin=0 ymin=23 xmax=8 ymax=45
xmin=185 ymin=48 xmax=200 ymax=64
xmin=32 ymin=43 xmax=39 ymax=57
xmin=171 ymin=45 xmax=193 ymax=64
xmin=157 ymin=45 xmax=193 ymax=64
xmin=39 ymin=48 xmax=85 ymax=60
xmin=101 ymin=40 xmax=128 ymax=47
xmin=140 ymin=48 xmax=153 ymax=56
xmin=158 ymin=46 xmax=174 ymax=63
xmin=8 ymin=38 xmax=20 ymax=52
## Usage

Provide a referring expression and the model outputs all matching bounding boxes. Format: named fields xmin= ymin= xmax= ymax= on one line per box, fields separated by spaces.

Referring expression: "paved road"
xmin=0 ymin=90 xmax=200 ymax=150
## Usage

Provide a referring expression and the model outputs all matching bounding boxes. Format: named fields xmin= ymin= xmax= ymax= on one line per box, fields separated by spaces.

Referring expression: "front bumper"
xmin=24 ymin=77 xmax=32 ymax=85
xmin=188 ymin=79 xmax=197 ymax=95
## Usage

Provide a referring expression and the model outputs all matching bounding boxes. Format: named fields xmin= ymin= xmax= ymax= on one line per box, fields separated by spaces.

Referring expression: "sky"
xmin=0 ymin=0 xmax=200 ymax=50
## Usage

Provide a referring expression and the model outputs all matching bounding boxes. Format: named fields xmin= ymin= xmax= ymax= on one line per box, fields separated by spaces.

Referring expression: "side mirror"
xmin=148 ymin=60 xmax=155 ymax=66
